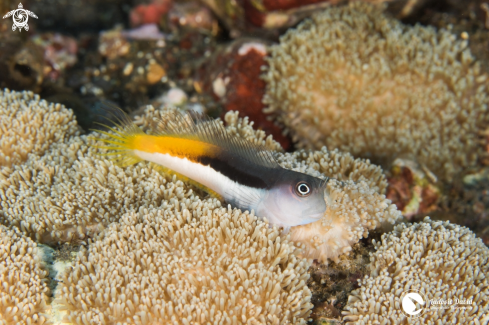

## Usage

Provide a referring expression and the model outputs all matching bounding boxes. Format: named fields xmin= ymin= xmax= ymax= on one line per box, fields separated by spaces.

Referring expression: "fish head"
xmin=257 ymin=171 xmax=328 ymax=227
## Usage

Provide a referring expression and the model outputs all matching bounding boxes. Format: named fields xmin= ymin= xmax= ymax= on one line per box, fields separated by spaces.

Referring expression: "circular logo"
xmin=13 ymin=10 xmax=28 ymax=26
xmin=401 ymin=290 xmax=427 ymax=317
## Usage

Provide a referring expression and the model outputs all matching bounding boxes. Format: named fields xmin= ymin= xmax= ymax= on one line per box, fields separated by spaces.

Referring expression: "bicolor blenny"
xmin=93 ymin=110 xmax=329 ymax=229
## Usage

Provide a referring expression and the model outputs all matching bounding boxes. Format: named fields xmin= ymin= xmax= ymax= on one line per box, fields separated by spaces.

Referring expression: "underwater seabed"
xmin=1 ymin=0 xmax=489 ymax=324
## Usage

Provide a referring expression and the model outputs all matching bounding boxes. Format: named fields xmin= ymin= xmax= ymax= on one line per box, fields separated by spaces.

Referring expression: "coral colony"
xmin=263 ymin=2 xmax=489 ymax=181
xmin=343 ymin=218 xmax=489 ymax=324
xmin=0 ymin=1 xmax=488 ymax=324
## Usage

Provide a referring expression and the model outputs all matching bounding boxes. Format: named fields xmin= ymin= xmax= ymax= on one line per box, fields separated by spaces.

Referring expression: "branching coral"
xmin=262 ymin=2 xmax=489 ymax=181
xmin=342 ymin=217 xmax=489 ymax=324
xmin=55 ymin=202 xmax=313 ymax=325
xmin=0 ymin=89 xmax=79 ymax=167
xmin=0 ymin=225 xmax=50 ymax=325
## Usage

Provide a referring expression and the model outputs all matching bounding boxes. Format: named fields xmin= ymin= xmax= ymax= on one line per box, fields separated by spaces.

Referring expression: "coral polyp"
xmin=263 ymin=2 xmax=489 ymax=181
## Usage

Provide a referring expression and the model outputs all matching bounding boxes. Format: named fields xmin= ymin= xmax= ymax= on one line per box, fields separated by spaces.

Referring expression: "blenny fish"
xmin=94 ymin=110 xmax=328 ymax=229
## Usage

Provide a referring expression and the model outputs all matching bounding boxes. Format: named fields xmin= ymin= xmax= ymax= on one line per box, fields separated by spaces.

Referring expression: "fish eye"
xmin=295 ymin=182 xmax=311 ymax=197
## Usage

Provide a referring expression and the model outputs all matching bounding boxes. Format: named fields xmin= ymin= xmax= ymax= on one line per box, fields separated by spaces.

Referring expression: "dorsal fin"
xmin=154 ymin=110 xmax=280 ymax=169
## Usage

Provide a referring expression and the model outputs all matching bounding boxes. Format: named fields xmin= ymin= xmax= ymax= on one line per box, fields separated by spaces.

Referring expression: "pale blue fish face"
xmin=256 ymin=172 xmax=328 ymax=228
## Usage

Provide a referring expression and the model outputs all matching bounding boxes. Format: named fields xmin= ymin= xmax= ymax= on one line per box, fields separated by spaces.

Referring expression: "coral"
xmin=0 ymin=104 xmax=399 ymax=266
xmin=0 ymin=89 xmax=79 ymax=167
xmin=286 ymin=178 xmax=400 ymax=264
xmin=224 ymin=110 xmax=285 ymax=152
xmin=0 ymin=226 xmax=50 ymax=325
xmin=138 ymin=107 xmax=400 ymax=263
xmin=201 ymin=0 xmax=390 ymax=37
xmin=168 ymin=1 xmax=217 ymax=32
xmin=55 ymin=203 xmax=313 ymax=325
xmin=276 ymin=149 xmax=401 ymax=263
xmin=0 ymin=41 xmax=45 ymax=92
xmin=342 ymin=217 xmax=489 ymax=324
xmin=1 ymin=97 xmax=398 ymax=264
xmin=195 ymin=38 xmax=292 ymax=149
xmin=30 ymin=33 xmax=78 ymax=81
xmin=98 ymin=27 xmax=131 ymax=59
xmin=0 ymin=107 xmax=266 ymax=244
xmin=0 ymin=134 xmax=198 ymax=244
xmin=385 ymin=158 xmax=441 ymax=219
xmin=262 ymin=2 xmax=489 ymax=181
xmin=0 ymin=106 xmax=282 ymax=245
xmin=129 ymin=0 xmax=172 ymax=27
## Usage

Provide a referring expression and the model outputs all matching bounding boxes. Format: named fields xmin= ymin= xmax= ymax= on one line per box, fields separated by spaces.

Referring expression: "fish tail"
xmin=89 ymin=107 xmax=222 ymax=201
xmin=89 ymin=109 xmax=144 ymax=167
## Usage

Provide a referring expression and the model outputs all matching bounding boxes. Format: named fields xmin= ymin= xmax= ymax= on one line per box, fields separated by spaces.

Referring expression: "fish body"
xmin=94 ymin=111 xmax=328 ymax=228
